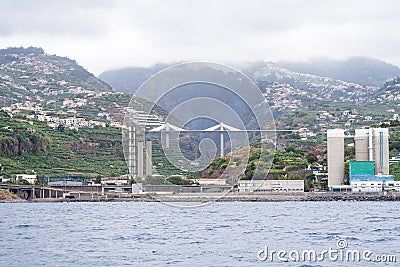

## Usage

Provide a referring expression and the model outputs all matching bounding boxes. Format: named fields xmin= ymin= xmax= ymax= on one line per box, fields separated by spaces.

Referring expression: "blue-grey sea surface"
xmin=0 ymin=201 xmax=399 ymax=266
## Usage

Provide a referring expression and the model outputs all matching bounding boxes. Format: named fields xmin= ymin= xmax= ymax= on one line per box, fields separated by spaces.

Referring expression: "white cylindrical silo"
xmin=327 ymin=129 xmax=345 ymax=188
xmin=354 ymin=129 xmax=369 ymax=161
xmin=373 ymin=128 xmax=389 ymax=175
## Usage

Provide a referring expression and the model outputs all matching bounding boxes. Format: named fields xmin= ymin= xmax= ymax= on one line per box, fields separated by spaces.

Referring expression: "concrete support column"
xmin=165 ymin=132 xmax=170 ymax=149
xmin=220 ymin=132 xmax=224 ymax=158
xmin=369 ymin=128 xmax=373 ymax=161
xmin=138 ymin=141 xmax=144 ymax=178
xmin=128 ymin=126 xmax=136 ymax=181
xmin=166 ymin=123 xmax=170 ymax=148
xmin=146 ymin=140 xmax=152 ymax=176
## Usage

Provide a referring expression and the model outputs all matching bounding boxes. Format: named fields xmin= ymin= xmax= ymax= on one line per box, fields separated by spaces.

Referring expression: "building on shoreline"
xmin=238 ymin=180 xmax=304 ymax=193
xmin=328 ymin=128 xmax=392 ymax=192
xmin=354 ymin=128 xmax=389 ymax=175
xmin=16 ymin=174 xmax=37 ymax=184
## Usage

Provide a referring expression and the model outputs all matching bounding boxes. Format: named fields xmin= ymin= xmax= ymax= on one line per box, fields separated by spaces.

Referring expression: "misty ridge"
xmin=99 ymin=57 xmax=400 ymax=94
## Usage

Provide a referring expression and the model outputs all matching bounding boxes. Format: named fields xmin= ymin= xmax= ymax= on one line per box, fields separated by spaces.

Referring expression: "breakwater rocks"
xmin=303 ymin=193 xmax=400 ymax=202
xmin=154 ymin=192 xmax=400 ymax=202
xmin=62 ymin=192 xmax=400 ymax=202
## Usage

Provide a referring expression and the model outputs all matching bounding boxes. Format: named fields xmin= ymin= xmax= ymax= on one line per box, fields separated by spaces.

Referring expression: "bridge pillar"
xmin=166 ymin=124 xmax=170 ymax=148
xmin=220 ymin=132 xmax=224 ymax=158
xmin=146 ymin=140 xmax=152 ymax=176
xmin=138 ymin=141 xmax=144 ymax=178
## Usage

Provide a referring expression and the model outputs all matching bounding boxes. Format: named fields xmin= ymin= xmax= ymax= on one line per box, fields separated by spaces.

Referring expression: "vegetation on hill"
xmin=0 ymin=113 xmax=51 ymax=157
xmin=199 ymin=137 xmax=320 ymax=190
xmin=0 ymin=46 xmax=112 ymax=106
xmin=0 ymin=111 xmax=127 ymax=179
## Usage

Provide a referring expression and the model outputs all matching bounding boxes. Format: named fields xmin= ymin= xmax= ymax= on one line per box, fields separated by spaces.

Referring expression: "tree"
xmin=304 ymin=173 xmax=315 ymax=192
xmin=35 ymin=175 xmax=45 ymax=186
xmin=57 ymin=124 xmax=65 ymax=132
xmin=95 ymin=175 xmax=102 ymax=184
xmin=306 ymin=151 xmax=318 ymax=164
xmin=17 ymin=179 xmax=30 ymax=185
xmin=390 ymin=163 xmax=400 ymax=181
xmin=167 ymin=176 xmax=187 ymax=185
xmin=285 ymin=145 xmax=302 ymax=154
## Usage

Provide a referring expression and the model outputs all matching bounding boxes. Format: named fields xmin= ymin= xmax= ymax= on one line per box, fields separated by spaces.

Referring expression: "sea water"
xmin=0 ymin=201 xmax=399 ymax=266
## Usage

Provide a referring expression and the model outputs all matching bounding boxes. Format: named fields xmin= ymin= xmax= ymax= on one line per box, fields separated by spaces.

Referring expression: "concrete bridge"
xmin=0 ymin=184 xmax=65 ymax=200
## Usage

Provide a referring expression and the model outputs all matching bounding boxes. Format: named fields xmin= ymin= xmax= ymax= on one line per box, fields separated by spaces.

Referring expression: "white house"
xmin=16 ymin=174 xmax=37 ymax=184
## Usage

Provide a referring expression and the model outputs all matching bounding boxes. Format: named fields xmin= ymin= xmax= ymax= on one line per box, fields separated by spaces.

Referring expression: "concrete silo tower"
xmin=372 ymin=128 xmax=389 ymax=175
xmin=354 ymin=128 xmax=390 ymax=175
xmin=354 ymin=129 xmax=370 ymax=161
xmin=327 ymin=129 xmax=345 ymax=188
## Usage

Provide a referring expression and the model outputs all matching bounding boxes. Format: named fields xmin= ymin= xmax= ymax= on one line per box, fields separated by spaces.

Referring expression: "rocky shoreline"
xmin=0 ymin=188 xmax=24 ymax=203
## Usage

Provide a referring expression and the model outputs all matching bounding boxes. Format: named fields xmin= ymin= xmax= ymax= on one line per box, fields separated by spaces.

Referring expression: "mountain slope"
xmin=98 ymin=63 xmax=171 ymax=94
xmin=277 ymin=57 xmax=400 ymax=87
xmin=251 ymin=62 xmax=378 ymax=104
xmin=370 ymin=77 xmax=400 ymax=103
xmin=0 ymin=46 xmax=112 ymax=106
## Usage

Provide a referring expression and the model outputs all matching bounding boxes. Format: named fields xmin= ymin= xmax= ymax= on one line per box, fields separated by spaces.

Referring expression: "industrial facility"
xmin=327 ymin=128 xmax=396 ymax=192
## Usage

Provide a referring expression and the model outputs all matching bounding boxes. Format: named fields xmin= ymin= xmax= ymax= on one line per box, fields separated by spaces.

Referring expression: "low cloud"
xmin=0 ymin=0 xmax=399 ymax=74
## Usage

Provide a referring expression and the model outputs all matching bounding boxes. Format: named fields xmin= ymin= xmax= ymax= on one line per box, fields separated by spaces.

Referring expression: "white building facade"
xmin=238 ymin=180 xmax=304 ymax=193
xmin=351 ymin=180 xmax=383 ymax=193
xmin=16 ymin=174 xmax=37 ymax=184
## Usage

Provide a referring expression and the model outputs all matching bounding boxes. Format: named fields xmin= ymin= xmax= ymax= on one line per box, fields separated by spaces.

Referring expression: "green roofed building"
xmin=349 ymin=161 xmax=375 ymax=181
xmin=350 ymin=161 xmax=375 ymax=176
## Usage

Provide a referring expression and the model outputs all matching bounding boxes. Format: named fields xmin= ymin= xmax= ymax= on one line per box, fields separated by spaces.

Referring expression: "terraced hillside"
xmin=0 ymin=111 xmax=127 ymax=179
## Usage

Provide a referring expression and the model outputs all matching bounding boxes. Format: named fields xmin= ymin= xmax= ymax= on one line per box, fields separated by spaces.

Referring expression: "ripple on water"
xmin=0 ymin=201 xmax=399 ymax=266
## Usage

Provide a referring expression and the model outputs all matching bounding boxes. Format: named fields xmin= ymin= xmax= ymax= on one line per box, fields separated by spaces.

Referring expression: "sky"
xmin=0 ymin=0 xmax=399 ymax=75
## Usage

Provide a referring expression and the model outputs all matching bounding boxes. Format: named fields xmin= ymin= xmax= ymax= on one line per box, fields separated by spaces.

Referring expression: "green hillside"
xmin=0 ymin=111 xmax=127 ymax=179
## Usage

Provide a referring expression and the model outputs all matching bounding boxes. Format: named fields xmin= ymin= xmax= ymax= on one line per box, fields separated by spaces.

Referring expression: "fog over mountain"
xmin=99 ymin=57 xmax=400 ymax=94
xmin=277 ymin=57 xmax=400 ymax=86
xmin=98 ymin=64 xmax=172 ymax=95
xmin=2 ymin=0 xmax=400 ymax=74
